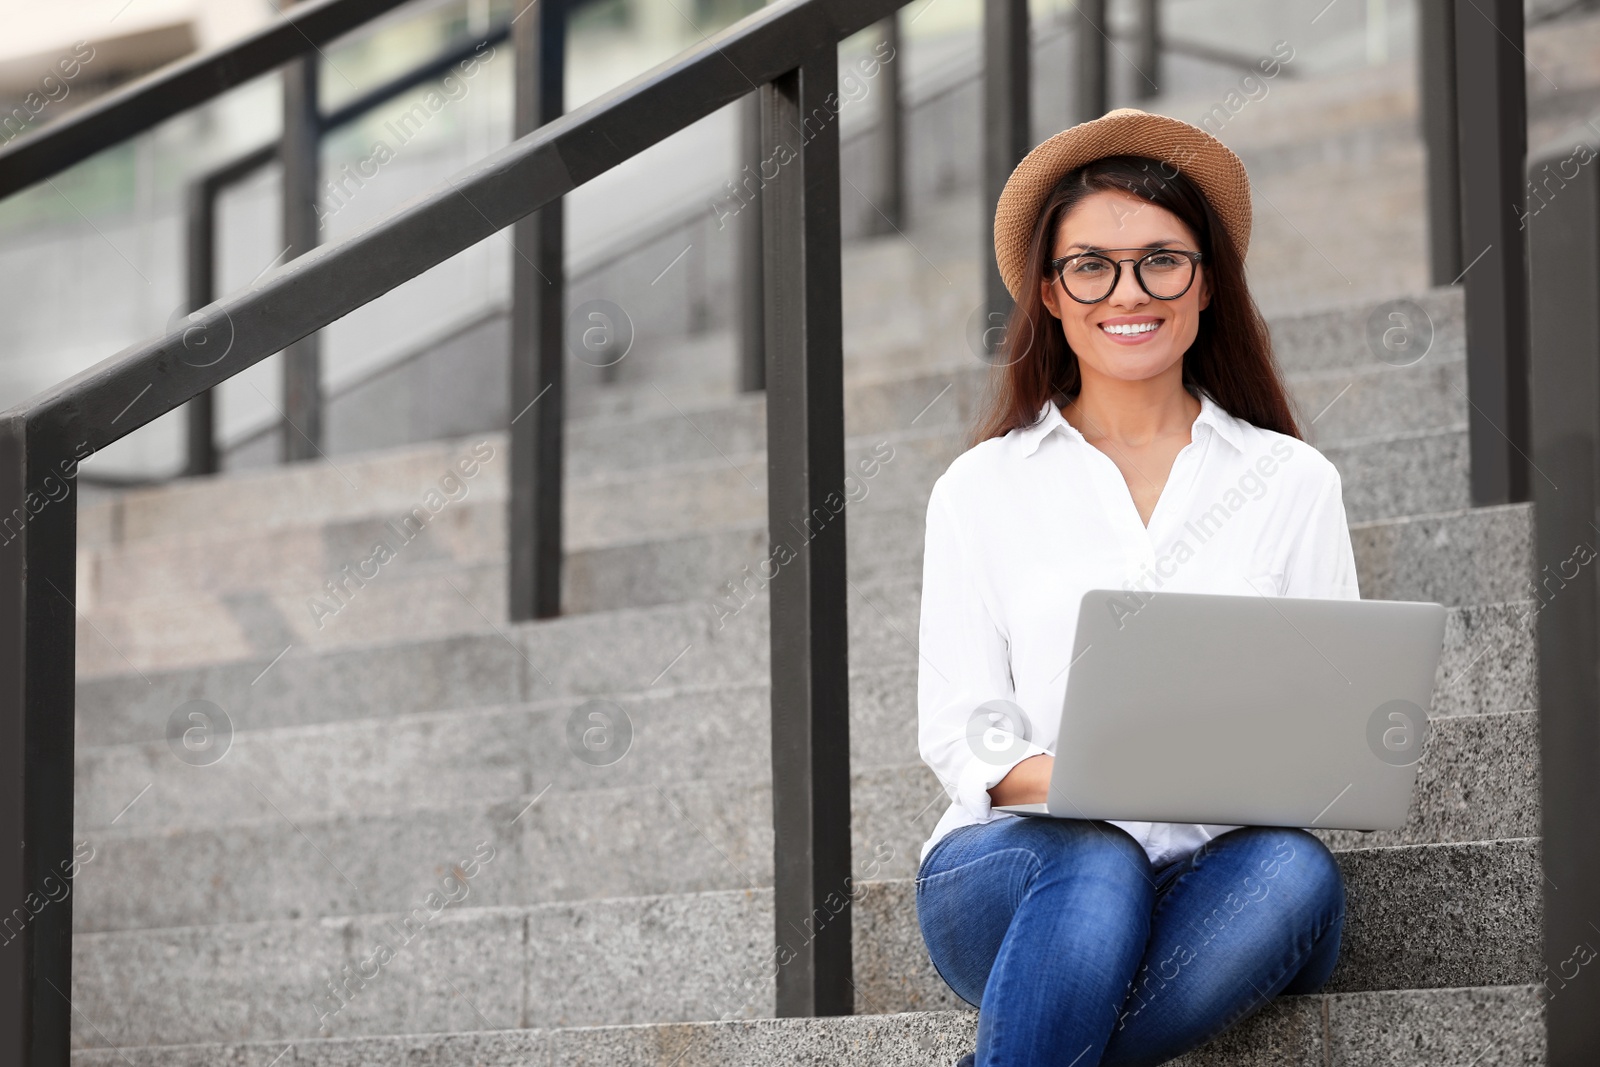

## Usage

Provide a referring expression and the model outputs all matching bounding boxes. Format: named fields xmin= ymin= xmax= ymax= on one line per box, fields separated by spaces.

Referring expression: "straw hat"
xmin=992 ymin=107 xmax=1253 ymax=303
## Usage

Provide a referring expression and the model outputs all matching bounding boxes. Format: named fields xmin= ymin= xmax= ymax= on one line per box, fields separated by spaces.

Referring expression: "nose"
xmin=1108 ymin=257 xmax=1149 ymax=308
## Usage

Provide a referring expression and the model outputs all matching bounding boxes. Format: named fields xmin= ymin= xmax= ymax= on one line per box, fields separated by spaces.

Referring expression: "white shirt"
xmin=916 ymin=388 xmax=1362 ymax=869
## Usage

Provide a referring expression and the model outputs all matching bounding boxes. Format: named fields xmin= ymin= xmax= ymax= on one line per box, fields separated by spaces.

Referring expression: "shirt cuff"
xmin=955 ymin=740 xmax=1053 ymax=820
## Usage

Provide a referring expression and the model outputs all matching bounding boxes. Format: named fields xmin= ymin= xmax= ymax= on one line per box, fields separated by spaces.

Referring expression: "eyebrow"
xmin=1064 ymin=239 xmax=1190 ymax=252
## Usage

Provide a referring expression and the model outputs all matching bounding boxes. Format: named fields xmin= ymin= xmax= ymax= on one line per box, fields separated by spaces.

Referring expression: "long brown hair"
xmin=968 ymin=154 xmax=1301 ymax=448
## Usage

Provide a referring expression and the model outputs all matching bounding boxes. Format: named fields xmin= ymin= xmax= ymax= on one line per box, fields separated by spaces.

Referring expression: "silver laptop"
xmin=994 ymin=587 xmax=1448 ymax=832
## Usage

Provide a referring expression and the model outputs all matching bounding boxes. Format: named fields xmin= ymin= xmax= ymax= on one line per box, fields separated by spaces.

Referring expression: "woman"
xmin=915 ymin=108 xmax=1358 ymax=1067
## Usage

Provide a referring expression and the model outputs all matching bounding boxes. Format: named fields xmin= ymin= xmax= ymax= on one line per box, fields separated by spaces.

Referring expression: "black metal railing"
xmin=1424 ymin=3 xmax=1599 ymax=1059
xmin=187 ymin=8 xmax=910 ymax=481
xmin=0 ymin=0 xmax=917 ymax=1059
xmin=1420 ymin=0 xmax=1530 ymax=506
xmin=1528 ymin=119 xmax=1600 ymax=1067
xmin=9 ymin=0 xmax=1582 ymax=1060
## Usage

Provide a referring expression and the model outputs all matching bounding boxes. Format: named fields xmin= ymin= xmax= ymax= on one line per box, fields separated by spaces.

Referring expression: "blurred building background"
xmin=0 ymin=0 xmax=1587 ymax=482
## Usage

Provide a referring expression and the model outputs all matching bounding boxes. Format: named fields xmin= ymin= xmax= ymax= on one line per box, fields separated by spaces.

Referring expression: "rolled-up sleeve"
xmin=917 ymin=477 xmax=1051 ymax=821
xmin=1282 ymin=463 xmax=1361 ymax=600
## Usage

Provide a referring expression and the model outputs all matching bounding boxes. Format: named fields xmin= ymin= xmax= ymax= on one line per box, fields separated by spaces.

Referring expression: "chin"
xmin=1087 ymin=350 xmax=1181 ymax=379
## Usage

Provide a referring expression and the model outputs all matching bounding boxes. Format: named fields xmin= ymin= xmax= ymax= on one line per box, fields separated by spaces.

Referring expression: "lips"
xmin=1098 ymin=318 xmax=1163 ymax=343
xmin=1100 ymin=321 xmax=1164 ymax=337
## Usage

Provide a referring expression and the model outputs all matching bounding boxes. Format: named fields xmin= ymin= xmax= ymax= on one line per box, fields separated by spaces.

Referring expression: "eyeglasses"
xmin=1046 ymin=247 xmax=1204 ymax=304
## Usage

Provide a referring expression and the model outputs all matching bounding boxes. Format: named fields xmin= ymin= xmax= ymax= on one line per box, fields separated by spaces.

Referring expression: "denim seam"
xmin=1199 ymin=904 xmax=1344 ymax=1046
xmin=1137 ymin=834 xmax=1346 ymax=1053
xmin=917 ymin=847 xmax=1045 ymax=1011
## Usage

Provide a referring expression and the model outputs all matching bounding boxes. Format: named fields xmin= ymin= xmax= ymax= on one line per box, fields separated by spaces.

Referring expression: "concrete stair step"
xmin=71 ymin=708 xmax=1536 ymax=932
xmin=61 ymin=985 xmax=1547 ymax=1066
xmin=64 ymin=838 xmax=1539 ymax=1049
xmin=75 ymin=680 xmax=1538 ymax=838
xmin=75 ymin=343 xmax=1473 ymax=610
xmin=72 ymin=569 xmax=1537 ymax=749
xmin=82 ymin=332 xmax=1472 ymax=595
xmin=72 ymin=420 xmax=1476 ymax=675
xmin=73 ymin=493 xmax=1533 ymax=683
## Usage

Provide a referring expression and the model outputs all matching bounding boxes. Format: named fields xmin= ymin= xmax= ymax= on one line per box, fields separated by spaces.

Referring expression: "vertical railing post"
xmin=1454 ymin=0 xmax=1529 ymax=505
xmin=761 ymin=44 xmax=852 ymax=1017
xmin=865 ymin=12 xmax=904 ymax=235
xmin=982 ymin=0 xmax=1029 ymax=350
xmin=508 ymin=0 xmax=567 ymax=622
xmin=1075 ymin=0 xmax=1108 ymax=122
xmin=739 ymin=90 xmax=766 ymax=393
xmin=0 ymin=419 xmax=78 ymax=1067
xmin=184 ymin=181 xmax=218 ymax=477
xmin=280 ymin=28 xmax=323 ymax=462
xmin=1529 ymin=124 xmax=1600 ymax=1067
xmin=1419 ymin=0 xmax=1461 ymax=286
xmin=1134 ymin=0 xmax=1160 ymax=101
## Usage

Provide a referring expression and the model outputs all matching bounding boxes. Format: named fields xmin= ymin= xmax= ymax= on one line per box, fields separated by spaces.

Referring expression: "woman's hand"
xmin=987 ymin=754 xmax=1054 ymax=807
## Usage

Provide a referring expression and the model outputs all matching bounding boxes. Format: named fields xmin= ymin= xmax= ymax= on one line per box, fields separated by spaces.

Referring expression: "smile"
xmin=1099 ymin=320 xmax=1162 ymax=340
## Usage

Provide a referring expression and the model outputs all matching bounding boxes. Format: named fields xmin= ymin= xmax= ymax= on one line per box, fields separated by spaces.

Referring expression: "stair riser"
xmin=78 ymin=378 xmax=1495 ymax=634
xmin=74 ymin=640 xmax=1536 ymax=833
xmin=73 ymin=426 xmax=1476 ymax=675
xmin=80 ymin=350 xmax=1471 ymax=606
xmin=61 ymin=986 xmax=1546 ymax=1066
xmin=73 ymin=587 xmax=1537 ymax=750
xmin=84 ymin=492 xmax=1537 ymax=634
xmin=75 ymin=492 xmax=1535 ymax=681
xmin=1267 ymin=287 xmax=1463 ymax=376
xmin=71 ymin=713 xmax=1536 ymax=932
xmin=66 ymin=841 xmax=1539 ymax=1048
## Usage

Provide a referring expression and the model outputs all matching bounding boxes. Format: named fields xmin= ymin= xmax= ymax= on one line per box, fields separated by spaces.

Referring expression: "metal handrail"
xmin=1419 ymin=0 xmax=1529 ymax=506
xmin=0 ymin=0 xmax=911 ymax=1060
xmin=0 ymin=0 xmax=414 ymax=201
xmin=1528 ymin=113 xmax=1600 ymax=1067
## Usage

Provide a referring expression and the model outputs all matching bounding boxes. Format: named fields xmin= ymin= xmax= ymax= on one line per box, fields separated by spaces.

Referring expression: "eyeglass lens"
xmin=1056 ymin=251 xmax=1194 ymax=302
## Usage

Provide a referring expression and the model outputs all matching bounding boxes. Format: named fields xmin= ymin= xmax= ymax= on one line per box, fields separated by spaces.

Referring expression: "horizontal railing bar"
xmin=6 ymin=0 xmax=909 ymax=459
xmin=0 ymin=0 xmax=413 ymax=201
xmin=321 ymin=21 xmax=512 ymax=131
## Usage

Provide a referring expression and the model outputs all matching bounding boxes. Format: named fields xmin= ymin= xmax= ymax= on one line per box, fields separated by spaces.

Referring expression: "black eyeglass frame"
xmin=1045 ymin=247 xmax=1205 ymax=304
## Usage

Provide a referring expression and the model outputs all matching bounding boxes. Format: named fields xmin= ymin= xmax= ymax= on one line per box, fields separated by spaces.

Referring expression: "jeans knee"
xmin=1233 ymin=827 xmax=1344 ymax=915
xmin=1288 ymin=831 xmax=1344 ymax=906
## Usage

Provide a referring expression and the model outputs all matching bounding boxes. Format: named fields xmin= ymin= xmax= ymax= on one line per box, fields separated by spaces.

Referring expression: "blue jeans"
xmin=916 ymin=818 xmax=1344 ymax=1067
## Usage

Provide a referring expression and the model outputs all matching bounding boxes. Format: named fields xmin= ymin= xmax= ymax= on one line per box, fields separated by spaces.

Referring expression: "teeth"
xmin=1101 ymin=321 xmax=1159 ymax=336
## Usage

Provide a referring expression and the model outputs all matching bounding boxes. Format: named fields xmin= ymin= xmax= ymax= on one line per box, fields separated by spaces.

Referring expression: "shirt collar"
xmin=1017 ymin=389 xmax=1248 ymax=457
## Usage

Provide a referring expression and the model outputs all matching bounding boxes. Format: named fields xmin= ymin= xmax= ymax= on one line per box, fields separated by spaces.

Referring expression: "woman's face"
xmin=1039 ymin=188 xmax=1210 ymax=388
